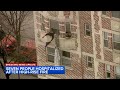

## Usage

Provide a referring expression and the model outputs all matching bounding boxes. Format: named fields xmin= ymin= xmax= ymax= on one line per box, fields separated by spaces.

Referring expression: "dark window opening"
xmin=50 ymin=20 xmax=59 ymax=34
xmin=62 ymin=51 xmax=70 ymax=58
xmin=106 ymin=72 xmax=111 ymax=78
xmin=84 ymin=23 xmax=91 ymax=36
xmin=111 ymin=11 xmax=120 ymax=19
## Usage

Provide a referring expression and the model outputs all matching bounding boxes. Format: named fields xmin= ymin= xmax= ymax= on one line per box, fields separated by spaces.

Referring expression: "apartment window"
xmin=47 ymin=47 xmax=55 ymax=63
xmin=115 ymin=66 xmax=120 ymax=79
xmin=113 ymin=34 xmax=120 ymax=50
xmin=84 ymin=23 xmax=91 ymax=36
xmin=50 ymin=20 xmax=59 ymax=34
xmin=61 ymin=51 xmax=71 ymax=67
xmin=106 ymin=65 xmax=111 ymax=79
xmin=86 ymin=56 xmax=94 ymax=68
xmin=41 ymin=15 xmax=45 ymax=31
xmin=111 ymin=11 xmax=120 ymax=19
xmin=104 ymin=32 xmax=108 ymax=47
xmin=65 ymin=22 xmax=71 ymax=33
xmin=102 ymin=11 xmax=107 ymax=15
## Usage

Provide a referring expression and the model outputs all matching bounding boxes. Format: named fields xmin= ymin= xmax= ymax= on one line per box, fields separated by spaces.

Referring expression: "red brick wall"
xmin=82 ymin=55 xmax=95 ymax=79
xmin=104 ymin=49 xmax=113 ymax=62
xmin=79 ymin=11 xmax=93 ymax=54
xmin=102 ymin=17 xmax=111 ymax=30
xmin=94 ymin=11 xmax=100 ymax=33
xmin=93 ymin=11 xmax=101 ymax=60
xmin=106 ymin=11 xmax=112 ymax=17
xmin=37 ymin=45 xmax=47 ymax=63
xmin=108 ymin=33 xmax=113 ymax=49
xmin=47 ymin=53 xmax=82 ymax=79
xmin=64 ymin=11 xmax=70 ymax=18
xmin=98 ymin=62 xmax=115 ymax=79
xmin=110 ymin=65 xmax=115 ymax=79
xmin=98 ymin=62 xmax=105 ymax=79
xmin=95 ymin=34 xmax=101 ymax=59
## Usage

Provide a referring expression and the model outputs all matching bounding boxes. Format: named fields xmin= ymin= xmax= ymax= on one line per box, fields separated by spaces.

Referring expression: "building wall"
xmin=34 ymin=11 xmax=120 ymax=79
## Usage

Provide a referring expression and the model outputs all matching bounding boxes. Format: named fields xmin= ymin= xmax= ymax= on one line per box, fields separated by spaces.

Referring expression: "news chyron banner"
xmin=5 ymin=63 xmax=65 ymax=74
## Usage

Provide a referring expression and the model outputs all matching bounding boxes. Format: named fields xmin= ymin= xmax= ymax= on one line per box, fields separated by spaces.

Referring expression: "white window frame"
xmin=86 ymin=56 xmax=94 ymax=69
xmin=103 ymin=32 xmax=108 ymax=48
xmin=47 ymin=47 xmax=55 ymax=63
xmin=61 ymin=50 xmax=71 ymax=67
xmin=113 ymin=34 xmax=120 ymax=50
xmin=65 ymin=22 xmax=71 ymax=33
xmin=84 ymin=23 xmax=91 ymax=36
xmin=114 ymin=66 xmax=120 ymax=79
xmin=106 ymin=64 xmax=111 ymax=79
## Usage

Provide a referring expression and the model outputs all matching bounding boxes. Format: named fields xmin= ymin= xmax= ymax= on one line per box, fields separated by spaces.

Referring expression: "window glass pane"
xmin=88 ymin=56 xmax=92 ymax=61
xmin=104 ymin=32 xmax=108 ymax=39
xmin=107 ymin=72 xmax=111 ymax=78
xmin=104 ymin=40 xmax=108 ymax=47
xmin=113 ymin=34 xmax=120 ymax=42
xmin=112 ymin=11 xmax=120 ymax=18
xmin=62 ymin=51 xmax=70 ymax=58
xmin=87 ymin=56 xmax=93 ymax=68
xmin=66 ymin=22 xmax=71 ymax=33
xmin=50 ymin=20 xmax=59 ymax=30
xmin=47 ymin=47 xmax=55 ymax=54
xmin=85 ymin=23 xmax=91 ymax=36
xmin=86 ymin=24 xmax=90 ymax=30
xmin=116 ymin=66 xmax=120 ymax=74
xmin=116 ymin=75 xmax=120 ymax=79
xmin=62 ymin=58 xmax=71 ymax=67
xmin=113 ymin=42 xmax=120 ymax=50
xmin=48 ymin=55 xmax=54 ymax=62
xmin=86 ymin=30 xmax=91 ymax=36
xmin=88 ymin=62 xmax=93 ymax=68
xmin=106 ymin=65 xmax=110 ymax=71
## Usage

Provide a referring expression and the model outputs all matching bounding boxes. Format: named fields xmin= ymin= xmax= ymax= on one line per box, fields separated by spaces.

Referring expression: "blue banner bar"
xmin=5 ymin=66 xmax=65 ymax=74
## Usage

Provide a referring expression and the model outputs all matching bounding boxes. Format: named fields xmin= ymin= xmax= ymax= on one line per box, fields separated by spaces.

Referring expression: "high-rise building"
xmin=33 ymin=11 xmax=120 ymax=79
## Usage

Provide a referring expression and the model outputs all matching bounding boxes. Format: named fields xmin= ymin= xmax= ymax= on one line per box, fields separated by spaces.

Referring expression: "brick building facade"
xmin=33 ymin=11 xmax=120 ymax=79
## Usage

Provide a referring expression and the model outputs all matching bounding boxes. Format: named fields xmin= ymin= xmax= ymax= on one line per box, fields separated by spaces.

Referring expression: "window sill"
xmin=111 ymin=17 xmax=120 ymax=22
xmin=104 ymin=47 xmax=112 ymax=51
xmin=86 ymin=68 xmax=94 ymax=71
xmin=84 ymin=35 xmax=92 ymax=39
xmin=113 ymin=49 xmax=120 ymax=54
xmin=65 ymin=66 xmax=73 ymax=70
xmin=101 ymin=15 xmax=111 ymax=19
xmin=101 ymin=15 xmax=120 ymax=22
